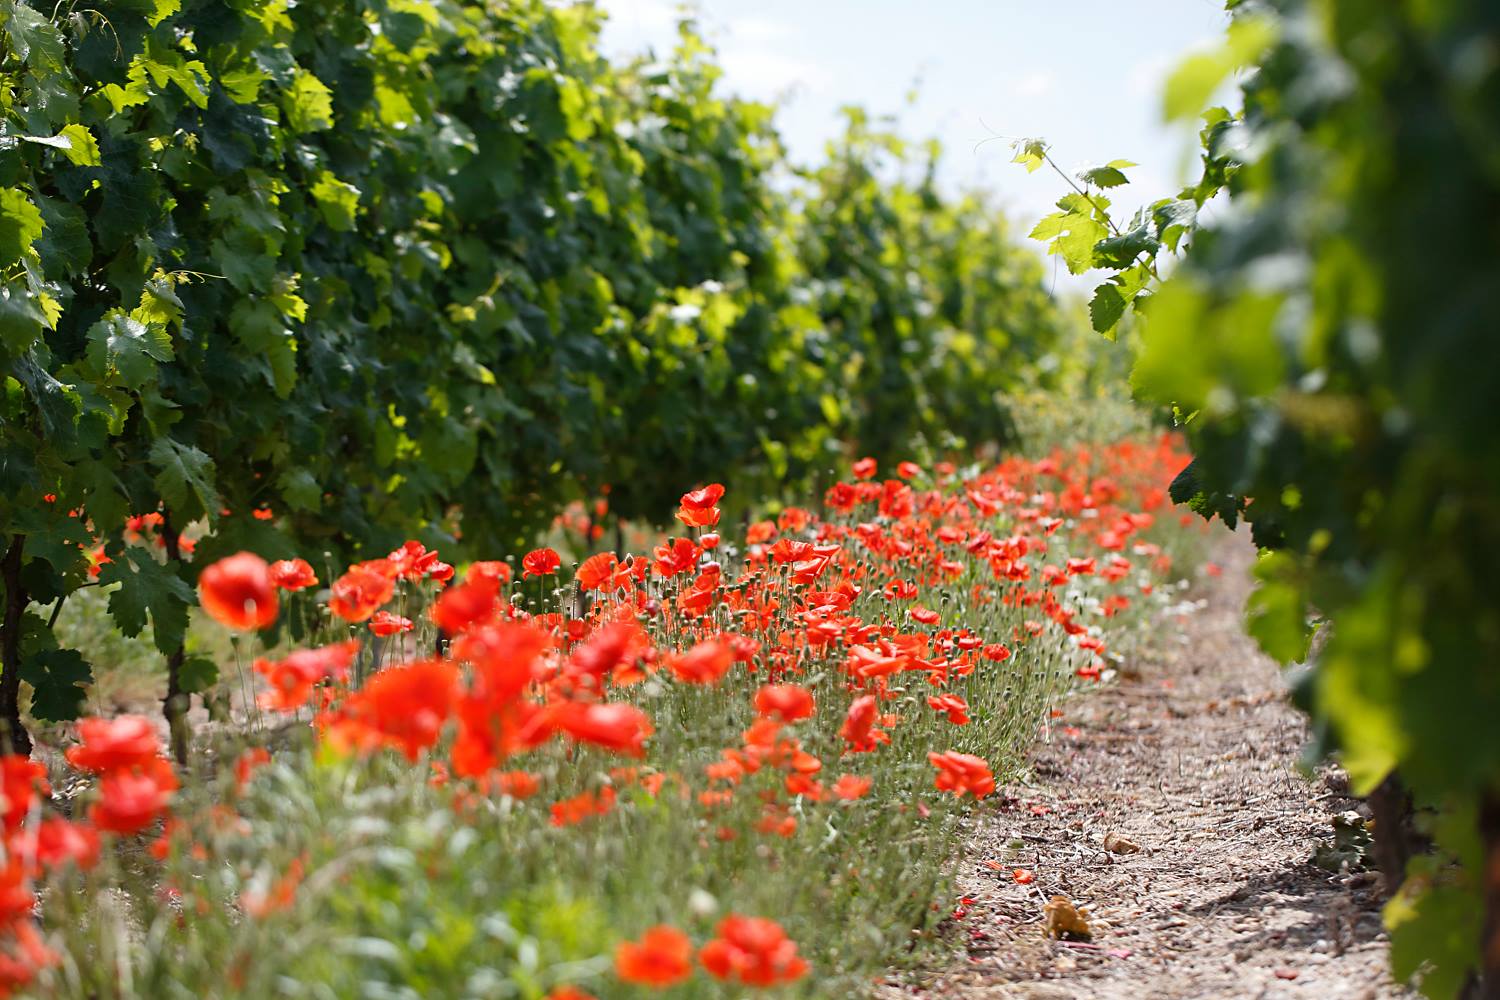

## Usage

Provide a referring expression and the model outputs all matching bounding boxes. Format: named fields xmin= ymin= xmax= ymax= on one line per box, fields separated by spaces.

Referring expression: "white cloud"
xmin=724 ymin=15 xmax=790 ymax=45
xmin=1012 ymin=71 xmax=1055 ymax=99
xmin=603 ymin=0 xmax=684 ymax=33
xmin=718 ymin=43 xmax=834 ymax=100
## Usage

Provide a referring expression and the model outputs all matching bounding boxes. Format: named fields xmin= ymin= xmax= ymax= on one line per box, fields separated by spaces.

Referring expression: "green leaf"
xmin=178 ymin=656 xmax=218 ymax=694
xmin=0 ymin=188 xmax=45 ymax=266
xmin=147 ymin=0 xmax=181 ymax=27
xmin=86 ymin=312 xmax=174 ymax=389
xmin=20 ymin=647 xmax=91 ymax=721
xmin=1093 ymin=225 xmax=1159 ymax=269
xmin=133 ymin=276 xmax=185 ymax=329
xmin=264 ymin=336 xmax=297 ymax=396
xmin=230 ymin=298 xmax=299 ymax=396
xmin=283 ymin=68 xmax=334 ymax=132
xmin=1088 ymin=283 xmax=1127 ymax=340
xmin=56 ymin=123 xmax=100 ymax=166
xmin=139 ymin=47 xmax=211 ymax=109
xmin=1167 ymin=457 xmax=1241 ymax=529
xmin=277 ymin=467 xmax=322 ymax=512
xmin=1386 ymin=858 xmax=1482 ymax=1000
xmin=22 ymin=124 xmax=102 ymax=166
xmin=97 ymin=547 xmax=195 ymax=655
xmin=34 ymin=195 xmax=90 ymax=275
xmin=220 ymin=65 xmax=266 ymax=104
xmin=1245 ymin=552 xmax=1312 ymax=663
xmin=1010 ymin=138 xmax=1048 ymax=174
xmin=13 ymin=507 xmax=91 ymax=574
xmin=1163 ymin=16 xmax=1276 ymax=121
xmin=148 ymin=436 xmax=220 ymax=522
xmin=1079 ymin=164 xmax=1131 ymax=188
xmin=1152 ymin=198 xmax=1198 ymax=252
xmin=310 ymin=171 xmax=361 ymax=231
xmin=0 ymin=281 xmax=47 ymax=355
xmin=4 ymin=2 xmax=65 ymax=74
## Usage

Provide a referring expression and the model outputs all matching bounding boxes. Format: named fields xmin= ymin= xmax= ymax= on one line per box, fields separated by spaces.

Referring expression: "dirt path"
xmin=877 ymin=532 xmax=1408 ymax=1000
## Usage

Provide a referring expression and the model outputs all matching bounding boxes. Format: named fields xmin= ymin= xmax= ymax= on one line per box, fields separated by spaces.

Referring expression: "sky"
xmin=596 ymin=0 xmax=1233 ymax=289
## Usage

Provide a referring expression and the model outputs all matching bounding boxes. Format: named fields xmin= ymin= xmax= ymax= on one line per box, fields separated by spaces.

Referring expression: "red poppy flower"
xmin=522 ymin=548 xmax=561 ymax=578
xmin=909 ymin=606 xmax=941 ymax=626
xmin=852 ymin=457 xmax=877 ymax=480
xmin=342 ymin=659 xmax=459 ymax=760
xmin=576 ymin=552 xmax=617 ymax=592
xmin=199 ymin=552 xmax=279 ymax=631
xmin=554 ymin=702 xmax=654 ymax=757
xmin=568 ymin=621 xmax=649 ymax=685
xmin=0 ymin=756 xmax=49 ymax=833
xmin=430 ymin=577 xmax=498 ymax=634
xmin=242 ymin=856 xmax=306 ymax=919
xmin=255 ymin=640 xmax=359 ymax=712
xmin=840 ymin=695 xmax=883 ymax=751
xmin=928 ymin=750 xmax=995 ymax=798
xmin=234 ymin=748 xmax=272 ymax=792
xmin=545 ymin=988 xmax=597 ymax=1000
xmin=467 ymin=560 xmax=513 ymax=586
xmin=753 ymin=684 xmax=815 ymax=723
xmin=832 ymin=774 xmax=872 ymax=800
xmin=667 ymin=639 xmax=734 ymax=685
xmin=679 ymin=483 xmax=725 ymax=511
xmin=269 ymin=558 xmax=318 ymax=592
xmin=652 ymin=537 xmax=699 ymax=578
xmin=368 ymin=611 xmax=413 ymax=637
xmin=896 ymin=460 xmax=922 ymax=480
xmin=615 ymin=925 xmax=693 ymax=987
xmin=33 ymin=818 xmax=100 ymax=871
xmin=496 ymin=770 xmax=541 ymax=799
xmin=329 ymin=564 xmax=397 ymax=622
xmin=91 ymin=756 xmax=178 ymax=835
xmin=927 ymin=693 xmax=971 ymax=725
xmin=825 ymin=481 xmax=858 ymax=511
xmin=64 ymin=716 xmax=160 ymax=774
xmin=676 ymin=484 xmax=725 ymax=528
xmin=550 ymin=786 xmax=616 ymax=827
xmin=699 ymin=914 xmax=809 ymax=986
xmin=387 ymin=541 xmax=442 ymax=581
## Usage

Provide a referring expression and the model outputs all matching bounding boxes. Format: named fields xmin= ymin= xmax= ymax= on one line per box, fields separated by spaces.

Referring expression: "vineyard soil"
xmin=879 ymin=532 xmax=1409 ymax=1000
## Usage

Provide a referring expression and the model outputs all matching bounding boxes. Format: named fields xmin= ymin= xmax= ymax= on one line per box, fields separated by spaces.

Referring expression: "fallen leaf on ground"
xmin=1043 ymin=895 xmax=1091 ymax=941
xmin=1013 ymin=868 xmax=1034 ymax=884
xmin=1103 ymin=831 xmax=1141 ymax=854
xmin=1274 ymin=968 xmax=1298 ymax=980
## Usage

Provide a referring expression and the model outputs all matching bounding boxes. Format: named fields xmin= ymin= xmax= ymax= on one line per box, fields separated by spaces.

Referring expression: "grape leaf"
xmin=0 ymin=281 xmax=47 ymax=354
xmin=22 ymin=124 xmax=101 ymax=166
xmin=4 ymin=2 xmax=66 ymax=74
xmin=277 ymin=467 xmax=322 ymax=511
xmin=86 ymin=312 xmax=174 ymax=389
xmin=20 ymin=647 xmax=91 ymax=721
xmin=149 ymin=436 xmax=220 ymax=522
xmin=1088 ymin=283 xmax=1126 ymax=339
xmin=0 ymin=188 xmax=45 ymax=266
xmin=178 ymin=656 xmax=218 ymax=694
xmin=310 ymin=171 xmax=360 ymax=231
xmin=284 ymin=69 xmax=334 ymax=132
xmin=97 ymin=548 xmax=194 ymax=655
xmin=1079 ymin=164 xmax=1131 ymax=188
